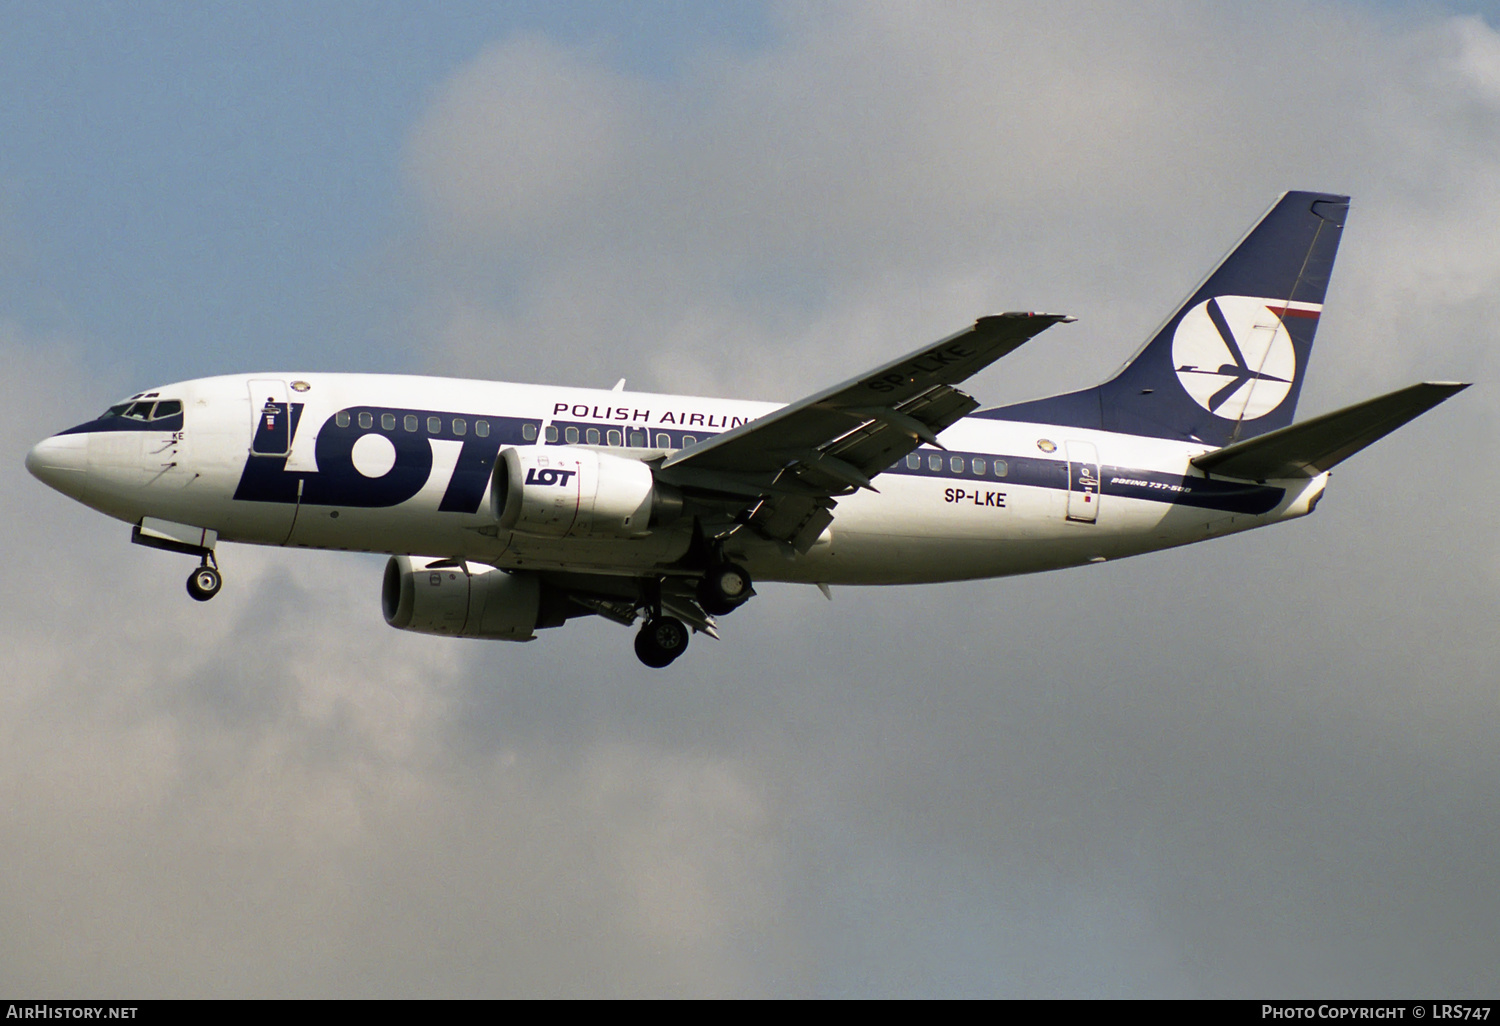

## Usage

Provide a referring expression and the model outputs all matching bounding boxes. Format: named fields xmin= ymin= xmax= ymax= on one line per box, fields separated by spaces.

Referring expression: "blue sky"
xmin=3 ymin=0 xmax=1495 ymax=383
xmin=0 ymin=1 xmax=770 ymax=378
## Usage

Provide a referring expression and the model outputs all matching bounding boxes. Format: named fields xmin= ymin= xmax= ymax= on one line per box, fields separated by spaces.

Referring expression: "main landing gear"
xmin=631 ymin=561 xmax=754 ymax=668
xmin=186 ymin=553 xmax=222 ymax=602
xmin=635 ymin=615 xmax=690 ymax=668
xmin=696 ymin=561 xmax=754 ymax=616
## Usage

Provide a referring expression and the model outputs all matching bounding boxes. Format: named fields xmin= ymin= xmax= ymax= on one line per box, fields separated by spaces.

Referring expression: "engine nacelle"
xmin=491 ymin=445 xmax=680 ymax=539
xmin=382 ymin=556 xmax=568 ymax=641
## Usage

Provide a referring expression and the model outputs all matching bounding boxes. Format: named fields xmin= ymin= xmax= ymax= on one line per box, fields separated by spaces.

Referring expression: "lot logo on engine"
xmin=525 ymin=467 xmax=577 ymax=487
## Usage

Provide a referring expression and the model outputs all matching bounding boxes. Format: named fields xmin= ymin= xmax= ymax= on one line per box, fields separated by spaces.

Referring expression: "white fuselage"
xmin=30 ymin=372 xmax=1328 ymax=586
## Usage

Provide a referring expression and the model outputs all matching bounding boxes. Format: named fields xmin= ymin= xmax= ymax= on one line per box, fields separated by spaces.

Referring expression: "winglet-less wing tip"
xmin=978 ymin=312 xmax=1076 ymax=327
xmin=1192 ymin=379 xmax=1471 ymax=480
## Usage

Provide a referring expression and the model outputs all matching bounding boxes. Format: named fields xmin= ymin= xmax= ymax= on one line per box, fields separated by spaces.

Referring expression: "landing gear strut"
xmin=186 ymin=553 xmax=222 ymax=602
xmin=635 ymin=615 xmax=689 ymax=668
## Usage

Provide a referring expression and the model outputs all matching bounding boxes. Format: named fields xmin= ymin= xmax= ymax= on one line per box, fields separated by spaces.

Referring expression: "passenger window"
xmin=906 ymin=454 xmax=921 ymax=470
xmin=544 ymin=425 xmax=559 ymax=443
xmin=928 ymin=453 xmax=942 ymax=472
xmin=994 ymin=459 xmax=1008 ymax=478
xmin=950 ymin=455 xmax=964 ymax=473
xmin=476 ymin=420 xmax=490 ymax=438
xmin=586 ymin=427 xmax=600 ymax=445
xmin=381 ymin=413 xmax=395 ymax=431
xmin=404 ymin=415 xmax=418 ymax=432
xmin=655 ymin=433 xmax=671 ymax=448
xmin=358 ymin=412 xmax=373 ymax=429
xmin=154 ymin=400 xmax=181 ymax=418
xmin=973 ymin=457 xmax=986 ymax=475
xmin=627 ymin=430 xmax=644 ymax=447
xmin=453 ymin=417 xmax=466 ymax=436
xmin=523 ymin=423 xmax=538 ymax=441
xmin=607 ymin=429 xmax=622 ymax=446
xmin=336 ymin=411 xmax=350 ymax=428
xmin=682 ymin=435 xmax=696 ymax=446
xmin=427 ymin=416 xmax=441 ymax=434
xmin=564 ymin=426 xmax=579 ymax=444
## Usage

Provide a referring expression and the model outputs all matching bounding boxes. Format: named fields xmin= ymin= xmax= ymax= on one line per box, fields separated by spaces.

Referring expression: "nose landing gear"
xmin=186 ymin=554 xmax=222 ymax=602
xmin=130 ymin=519 xmax=224 ymax=603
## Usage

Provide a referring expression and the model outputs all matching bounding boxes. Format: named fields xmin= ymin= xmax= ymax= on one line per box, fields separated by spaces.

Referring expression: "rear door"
xmin=1066 ymin=440 xmax=1100 ymax=523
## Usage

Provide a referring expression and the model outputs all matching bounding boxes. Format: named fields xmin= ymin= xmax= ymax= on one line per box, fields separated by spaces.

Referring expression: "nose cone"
xmin=26 ymin=432 xmax=89 ymax=494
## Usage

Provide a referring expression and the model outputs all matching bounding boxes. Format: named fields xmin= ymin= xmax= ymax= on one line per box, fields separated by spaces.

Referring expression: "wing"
xmin=657 ymin=312 xmax=1072 ymax=551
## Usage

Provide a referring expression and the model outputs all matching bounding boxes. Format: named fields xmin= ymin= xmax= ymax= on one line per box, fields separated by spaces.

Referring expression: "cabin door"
xmin=1066 ymin=440 xmax=1100 ymax=523
xmin=248 ymin=379 xmax=292 ymax=456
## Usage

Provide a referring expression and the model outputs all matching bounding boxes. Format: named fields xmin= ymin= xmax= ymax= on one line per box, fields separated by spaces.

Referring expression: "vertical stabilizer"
xmin=981 ymin=191 xmax=1349 ymax=447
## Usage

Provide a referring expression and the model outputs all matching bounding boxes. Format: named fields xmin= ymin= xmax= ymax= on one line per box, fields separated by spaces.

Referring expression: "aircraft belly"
xmin=494 ymin=530 xmax=691 ymax=572
xmin=757 ymin=483 xmax=1207 ymax=585
xmin=280 ymin=498 xmax=691 ymax=570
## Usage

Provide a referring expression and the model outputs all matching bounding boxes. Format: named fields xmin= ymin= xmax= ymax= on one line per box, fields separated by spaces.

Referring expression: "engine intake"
xmin=382 ymin=556 xmax=570 ymax=640
xmin=491 ymin=445 xmax=680 ymax=538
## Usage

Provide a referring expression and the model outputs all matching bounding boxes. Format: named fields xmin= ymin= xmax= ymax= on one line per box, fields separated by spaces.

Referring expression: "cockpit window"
xmin=101 ymin=399 xmax=181 ymax=421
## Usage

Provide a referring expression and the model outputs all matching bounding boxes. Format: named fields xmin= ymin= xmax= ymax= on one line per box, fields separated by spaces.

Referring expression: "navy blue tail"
xmin=978 ymin=191 xmax=1349 ymax=447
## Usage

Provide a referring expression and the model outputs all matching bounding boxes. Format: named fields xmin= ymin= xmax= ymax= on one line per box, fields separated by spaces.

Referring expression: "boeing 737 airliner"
xmin=25 ymin=192 xmax=1468 ymax=667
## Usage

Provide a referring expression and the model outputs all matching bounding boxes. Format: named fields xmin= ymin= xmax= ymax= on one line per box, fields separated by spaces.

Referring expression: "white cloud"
xmin=400 ymin=3 xmax=1500 ymax=407
xmin=389 ymin=0 xmax=1500 ymax=994
xmin=407 ymin=36 xmax=647 ymax=244
xmin=0 ymin=326 xmax=791 ymax=997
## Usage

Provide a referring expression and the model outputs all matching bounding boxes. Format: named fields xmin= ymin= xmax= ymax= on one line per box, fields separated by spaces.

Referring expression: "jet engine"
xmin=491 ymin=445 xmax=682 ymax=539
xmin=382 ymin=556 xmax=571 ymax=640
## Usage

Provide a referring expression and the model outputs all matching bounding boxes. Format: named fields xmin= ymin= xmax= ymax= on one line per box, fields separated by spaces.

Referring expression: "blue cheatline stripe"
xmin=59 ymin=412 xmax=185 ymax=435
xmin=884 ymin=450 xmax=1284 ymax=515
xmin=545 ymin=419 xmax=715 ymax=451
xmin=191 ymin=402 xmax=1286 ymax=516
xmin=546 ymin=415 xmax=1285 ymax=515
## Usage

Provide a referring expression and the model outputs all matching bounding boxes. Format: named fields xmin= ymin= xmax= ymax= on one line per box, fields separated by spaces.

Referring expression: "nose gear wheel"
xmin=187 ymin=561 xmax=222 ymax=602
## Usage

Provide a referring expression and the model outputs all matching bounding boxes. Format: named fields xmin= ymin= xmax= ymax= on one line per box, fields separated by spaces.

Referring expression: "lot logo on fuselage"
xmin=235 ymin=406 xmax=537 ymax=514
xmin=1172 ymin=296 xmax=1308 ymax=421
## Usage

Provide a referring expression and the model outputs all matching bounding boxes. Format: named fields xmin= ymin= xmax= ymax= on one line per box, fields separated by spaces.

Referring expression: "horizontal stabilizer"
xmin=1191 ymin=381 xmax=1469 ymax=480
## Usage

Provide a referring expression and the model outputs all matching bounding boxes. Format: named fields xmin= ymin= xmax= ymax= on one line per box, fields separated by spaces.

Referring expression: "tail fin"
xmin=981 ymin=191 xmax=1349 ymax=447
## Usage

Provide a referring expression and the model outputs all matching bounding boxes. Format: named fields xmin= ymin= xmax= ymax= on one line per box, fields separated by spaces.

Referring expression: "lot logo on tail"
xmin=1172 ymin=296 xmax=1316 ymax=421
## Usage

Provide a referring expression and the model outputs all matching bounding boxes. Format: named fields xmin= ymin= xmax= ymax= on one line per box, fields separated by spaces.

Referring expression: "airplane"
xmin=25 ymin=191 xmax=1468 ymax=668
